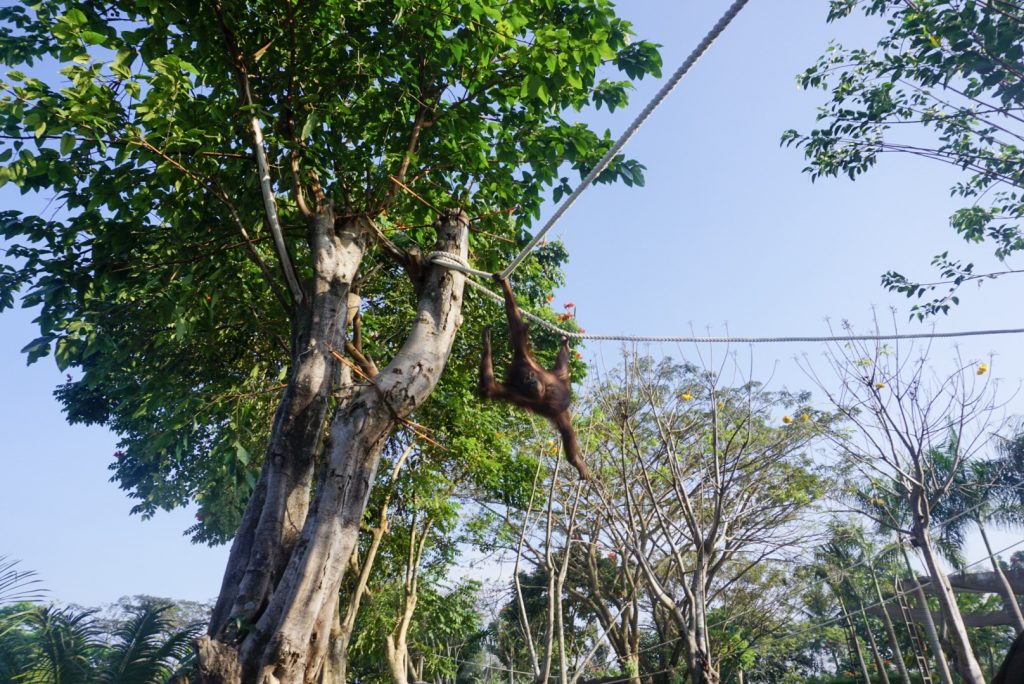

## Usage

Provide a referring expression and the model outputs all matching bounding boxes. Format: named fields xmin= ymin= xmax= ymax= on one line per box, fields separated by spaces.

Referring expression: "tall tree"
xmin=784 ymin=0 xmax=1024 ymax=317
xmin=584 ymin=355 xmax=830 ymax=684
xmin=803 ymin=334 xmax=1005 ymax=684
xmin=930 ymin=448 xmax=1024 ymax=632
xmin=0 ymin=1 xmax=660 ymax=680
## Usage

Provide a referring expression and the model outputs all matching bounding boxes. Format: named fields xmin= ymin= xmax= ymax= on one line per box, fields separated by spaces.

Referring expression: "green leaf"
xmin=526 ymin=75 xmax=548 ymax=104
xmin=81 ymin=31 xmax=107 ymax=46
xmin=63 ymin=9 xmax=88 ymax=26
xmin=20 ymin=336 xmax=53 ymax=364
xmin=0 ymin=0 xmax=660 ymax=549
xmin=300 ymin=111 xmax=319 ymax=140
xmin=234 ymin=441 xmax=251 ymax=466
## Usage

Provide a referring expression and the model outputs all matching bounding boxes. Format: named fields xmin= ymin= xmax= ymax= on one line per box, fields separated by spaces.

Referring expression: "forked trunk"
xmin=385 ymin=634 xmax=411 ymax=684
xmin=208 ymin=211 xmax=365 ymax=638
xmin=197 ymin=210 xmax=470 ymax=683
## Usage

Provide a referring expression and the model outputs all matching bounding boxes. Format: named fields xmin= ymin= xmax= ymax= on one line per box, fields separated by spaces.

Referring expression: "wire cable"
xmin=498 ymin=0 xmax=753 ymax=279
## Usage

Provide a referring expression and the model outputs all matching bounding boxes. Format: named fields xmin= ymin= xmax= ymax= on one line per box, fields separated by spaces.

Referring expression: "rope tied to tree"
xmin=427 ymin=252 xmax=1024 ymax=344
xmin=424 ymin=1 xmax=1024 ymax=345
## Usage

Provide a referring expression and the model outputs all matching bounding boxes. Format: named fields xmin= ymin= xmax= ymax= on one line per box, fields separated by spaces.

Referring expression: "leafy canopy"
xmin=783 ymin=0 xmax=1024 ymax=318
xmin=0 ymin=0 xmax=661 ymax=539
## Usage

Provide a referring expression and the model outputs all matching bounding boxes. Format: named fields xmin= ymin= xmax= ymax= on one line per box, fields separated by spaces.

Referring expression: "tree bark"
xmin=857 ymin=601 xmax=890 ymax=684
xmin=901 ymin=548 xmax=954 ymax=684
xmin=914 ymin=523 xmax=986 ymax=684
xmin=870 ymin=575 xmax=911 ymax=684
xmin=385 ymin=603 xmax=414 ymax=684
xmin=198 ymin=210 xmax=470 ymax=683
xmin=317 ymin=606 xmax=344 ymax=684
xmin=838 ymin=596 xmax=870 ymax=684
xmin=208 ymin=210 xmax=364 ymax=638
xmin=979 ymin=524 xmax=1024 ymax=631
xmin=689 ymin=562 xmax=718 ymax=684
xmin=387 ymin=513 xmax=432 ymax=684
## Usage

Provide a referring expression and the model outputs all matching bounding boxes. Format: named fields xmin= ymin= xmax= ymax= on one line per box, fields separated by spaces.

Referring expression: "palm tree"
xmin=0 ymin=557 xmax=45 ymax=608
xmin=13 ymin=601 xmax=201 ymax=684
xmin=814 ymin=526 xmax=884 ymax=684
xmin=17 ymin=606 xmax=101 ymax=684
xmin=0 ymin=557 xmax=47 ymax=681
xmin=98 ymin=602 xmax=200 ymax=683
xmin=851 ymin=478 xmax=957 ymax=684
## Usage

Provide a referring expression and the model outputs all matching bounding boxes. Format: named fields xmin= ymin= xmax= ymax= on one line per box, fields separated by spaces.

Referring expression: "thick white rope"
xmin=497 ymin=0 xmax=753 ymax=280
xmin=427 ymin=1 xmax=1024 ymax=345
xmin=427 ymin=251 xmax=493 ymax=279
xmin=430 ymin=252 xmax=1024 ymax=343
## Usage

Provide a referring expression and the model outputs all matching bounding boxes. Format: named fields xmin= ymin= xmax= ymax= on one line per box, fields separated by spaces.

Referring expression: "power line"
xmin=498 ymin=0 xmax=753 ymax=279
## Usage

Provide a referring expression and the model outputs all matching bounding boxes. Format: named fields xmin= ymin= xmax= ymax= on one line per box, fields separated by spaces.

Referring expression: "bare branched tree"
xmin=584 ymin=353 xmax=830 ymax=684
xmin=800 ymin=322 xmax=1009 ymax=684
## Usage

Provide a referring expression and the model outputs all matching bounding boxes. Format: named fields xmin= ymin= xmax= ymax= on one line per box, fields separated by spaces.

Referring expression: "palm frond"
xmin=0 ymin=557 xmax=46 ymax=606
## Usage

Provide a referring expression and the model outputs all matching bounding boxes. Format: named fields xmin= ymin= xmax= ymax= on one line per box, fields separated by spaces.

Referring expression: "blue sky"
xmin=2 ymin=2 xmax=1022 ymax=606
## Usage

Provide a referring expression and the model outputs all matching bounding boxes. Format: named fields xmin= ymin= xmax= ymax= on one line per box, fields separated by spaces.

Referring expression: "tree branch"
xmin=213 ymin=0 xmax=305 ymax=307
xmin=127 ymin=137 xmax=291 ymax=312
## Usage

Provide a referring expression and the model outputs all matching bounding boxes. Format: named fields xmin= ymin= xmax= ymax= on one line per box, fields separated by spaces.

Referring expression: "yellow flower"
xmin=782 ymin=415 xmax=792 ymax=424
xmin=977 ymin=363 xmax=989 ymax=376
xmin=681 ymin=392 xmax=693 ymax=402
xmin=801 ymin=413 xmax=810 ymax=423
xmin=874 ymin=382 xmax=886 ymax=389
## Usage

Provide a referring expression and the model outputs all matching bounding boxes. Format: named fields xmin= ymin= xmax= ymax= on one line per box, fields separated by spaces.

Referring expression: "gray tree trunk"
xmin=914 ymin=523 xmax=986 ymax=684
xmin=198 ymin=210 xmax=470 ymax=683
xmin=901 ymin=548 xmax=955 ymax=684
xmin=838 ymin=596 xmax=870 ymax=684
xmin=979 ymin=524 xmax=1024 ymax=631
xmin=208 ymin=209 xmax=366 ymax=639
xmin=689 ymin=562 xmax=718 ymax=684
xmin=870 ymin=575 xmax=911 ymax=684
